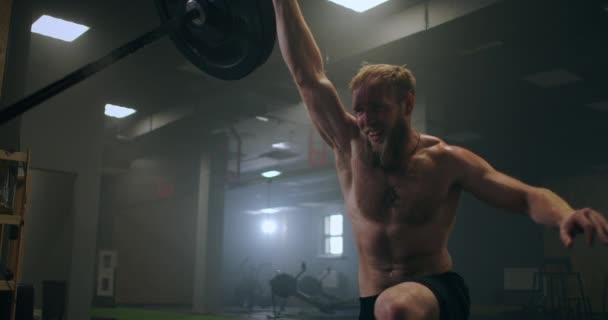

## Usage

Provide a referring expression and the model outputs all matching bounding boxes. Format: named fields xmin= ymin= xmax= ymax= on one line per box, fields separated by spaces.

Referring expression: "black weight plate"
xmin=155 ymin=0 xmax=276 ymax=81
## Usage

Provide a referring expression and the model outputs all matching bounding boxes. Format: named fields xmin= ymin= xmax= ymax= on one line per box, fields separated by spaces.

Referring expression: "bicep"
xmin=298 ymin=77 xmax=358 ymax=150
xmin=452 ymin=147 xmax=531 ymax=213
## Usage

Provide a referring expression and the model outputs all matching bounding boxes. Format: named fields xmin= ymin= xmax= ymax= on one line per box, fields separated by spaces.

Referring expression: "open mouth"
xmin=367 ymin=130 xmax=384 ymax=143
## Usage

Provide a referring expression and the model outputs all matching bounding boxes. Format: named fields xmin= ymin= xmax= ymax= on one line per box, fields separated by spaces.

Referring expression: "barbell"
xmin=0 ymin=0 xmax=276 ymax=124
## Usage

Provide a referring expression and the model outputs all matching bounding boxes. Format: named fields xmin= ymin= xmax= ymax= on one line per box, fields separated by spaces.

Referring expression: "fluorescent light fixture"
xmin=104 ymin=104 xmax=136 ymax=118
xmin=256 ymin=116 xmax=269 ymax=122
xmin=261 ymin=219 xmax=278 ymax=235
xmin=31 ymin=15 xmax=89 ymax=42
xmin=261 ymin=170 xmax=281 ymax=178
xmin=524 ymin=69 xmax=583 ymax=88
xmin=272 ymin=142 xmax=291 ymax=150
xmin=260 ymin=208 xmax=281 ymax=214
xmin=326 ymin=0 xmax=389 ymax=12
xmin=245 ymin=206 xmax=294 ymax=215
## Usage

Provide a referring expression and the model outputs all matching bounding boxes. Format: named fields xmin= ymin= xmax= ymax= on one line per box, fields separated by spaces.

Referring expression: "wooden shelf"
xmin=0 ymin=214 xmax=20 ymax=225
xmin=0 ymin=281 xmax=16 ymax=291
xmin=0 ymin=151 xmax=27 ymax=162
xmin=0 ymin=148 xmax=29 ymax=320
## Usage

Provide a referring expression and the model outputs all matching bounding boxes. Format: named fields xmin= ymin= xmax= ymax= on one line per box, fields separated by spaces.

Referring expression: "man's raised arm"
xmin=272 ymin=0 xmax=357 ymax=151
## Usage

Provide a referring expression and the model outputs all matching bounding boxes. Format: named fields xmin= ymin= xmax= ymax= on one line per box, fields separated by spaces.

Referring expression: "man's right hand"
xmin=560 ymin=208 xmax=608 ymax=248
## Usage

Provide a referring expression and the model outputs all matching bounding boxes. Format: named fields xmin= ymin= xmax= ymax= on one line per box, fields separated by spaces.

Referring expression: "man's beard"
xmin=363 ymin=117 xmax=409 ymax=171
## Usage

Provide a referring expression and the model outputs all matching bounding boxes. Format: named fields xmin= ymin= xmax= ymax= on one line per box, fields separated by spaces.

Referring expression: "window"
xmin=323 ymin=214 xmax=343 ymax=256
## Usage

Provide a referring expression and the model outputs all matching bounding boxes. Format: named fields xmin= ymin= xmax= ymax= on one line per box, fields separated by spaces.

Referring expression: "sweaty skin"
xmin=272 ymin=0 xmax=608 ymax=301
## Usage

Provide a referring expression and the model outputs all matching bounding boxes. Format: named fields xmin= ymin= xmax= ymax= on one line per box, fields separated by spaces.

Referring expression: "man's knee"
xmin=374 ymin=292 xmax=420 ymax=320
xmin=373 ymin=284 xmax=439 ymax=320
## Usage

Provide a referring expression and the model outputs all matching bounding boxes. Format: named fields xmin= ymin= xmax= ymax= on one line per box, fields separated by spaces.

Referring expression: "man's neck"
xmin=379 ymin=128 xmax=419 ymax=172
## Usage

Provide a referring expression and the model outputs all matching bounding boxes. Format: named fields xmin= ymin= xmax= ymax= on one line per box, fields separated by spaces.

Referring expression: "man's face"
xmin=352 ymin=82 xmax=407 ymax=152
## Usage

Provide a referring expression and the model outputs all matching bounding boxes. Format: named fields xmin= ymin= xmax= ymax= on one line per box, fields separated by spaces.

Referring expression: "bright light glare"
xmin=31 ymin=15 xmax=89 ymax=42
xmin=325 ymin=214 xmax=343 ymax=235
xmin=256 ymin=116 xmax=269 ymax=122
xmin=260 ymin=208 xmax=281 ymax=214
xmin=261 ymin=220 xmax=278 ymax=235
xmin=330 ymin=237 xmax=343 ymax=254
xmin=325 ymin=236 xmax=343 ymax=255
xmin=329 ymin=215 xmax=343 ymax=236
xmin=104 ymin=104 xmax=136 ymax=118
xmin=261 ymin=170 xmax=281 ymax=178
xmin=326 ymin=0 xmax=389 ymax=12
xmin=272 ymin=142 xmax=291 ymax=150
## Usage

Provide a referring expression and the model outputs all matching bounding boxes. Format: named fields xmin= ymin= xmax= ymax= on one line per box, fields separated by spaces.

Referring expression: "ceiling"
xmin=22 ymin=0 xmax=608 ymax=191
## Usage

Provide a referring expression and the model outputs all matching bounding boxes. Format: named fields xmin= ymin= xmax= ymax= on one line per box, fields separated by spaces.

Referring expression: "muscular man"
xmin=271 ymin=1 xmax=608 ymax=319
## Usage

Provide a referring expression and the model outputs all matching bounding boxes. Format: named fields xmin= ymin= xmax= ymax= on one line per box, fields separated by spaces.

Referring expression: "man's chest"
xmin=345 ymin=153 xmax=452 ymax=225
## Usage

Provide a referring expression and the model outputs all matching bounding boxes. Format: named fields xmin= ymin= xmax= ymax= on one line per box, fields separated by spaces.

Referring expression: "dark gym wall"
xmin=0 ymin=0 xmax=11 ymax=96
xmin=99 ymin=154 xmax=200 ymax=305
xmin=98 ymin=134 xmax=227 ymax=308
xmin=21 ymin=169 xmax=76 ymax=309
xmin=0 ymin=0 xmax=30 ymax=150
xmin=19 ymin=88 xmax=104 ymax=320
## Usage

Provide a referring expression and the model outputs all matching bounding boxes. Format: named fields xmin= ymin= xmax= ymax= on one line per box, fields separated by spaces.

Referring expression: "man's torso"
xmin=335 ymin=134 xmax=463 ymax=296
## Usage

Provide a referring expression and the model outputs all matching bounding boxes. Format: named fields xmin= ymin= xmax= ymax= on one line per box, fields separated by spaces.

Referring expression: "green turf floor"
xmin=91 ymin=308 xmax=235 ymax=320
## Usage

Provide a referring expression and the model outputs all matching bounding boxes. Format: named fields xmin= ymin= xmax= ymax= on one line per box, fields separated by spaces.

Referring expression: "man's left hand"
xmin=560 ymin=208 xmax=608 ymax=248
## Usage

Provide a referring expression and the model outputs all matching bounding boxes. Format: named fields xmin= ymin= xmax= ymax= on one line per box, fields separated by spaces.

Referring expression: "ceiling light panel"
xmin=31 ymin=15 xmax=89 ymax=42
xmin=326 ymin=0 xmax=389 ymax=13
xmin=104 ymin=104 xmax=136 ymax=118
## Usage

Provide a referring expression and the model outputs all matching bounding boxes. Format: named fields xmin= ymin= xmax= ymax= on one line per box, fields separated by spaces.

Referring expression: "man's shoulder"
xmin=419 ymin=134 xmax=449 ymax=155
xmin=419 ymin=134 xmax=468 ymax=164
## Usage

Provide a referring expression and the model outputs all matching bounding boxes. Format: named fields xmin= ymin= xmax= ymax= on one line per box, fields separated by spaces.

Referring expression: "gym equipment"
xmin=269 ymin=262 xmax=353 ymax=318
xmin=0 ymin=0 xmax=276 ymax=125
xmin=298 ymin=266 xmax=344 ymax=305
xmin=156 ymin=0 xmax=276 ymax=81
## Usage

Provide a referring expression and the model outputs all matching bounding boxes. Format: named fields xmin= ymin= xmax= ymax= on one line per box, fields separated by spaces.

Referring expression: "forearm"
xmin=272 ymin=0 xmax=325 ymax=84
xmin=526 ymin=187 xmax=574 ymax=227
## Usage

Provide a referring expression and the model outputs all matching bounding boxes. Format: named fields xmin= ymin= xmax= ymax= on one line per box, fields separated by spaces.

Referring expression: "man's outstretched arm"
xmin=272 ymin=0 xmax=357 ymax=150
xmin=445 ymin=145 xmax=608 ymax=248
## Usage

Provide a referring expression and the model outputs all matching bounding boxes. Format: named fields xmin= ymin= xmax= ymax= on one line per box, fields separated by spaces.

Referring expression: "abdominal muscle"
xmin=350 ymin=209 xmax=455 ymax=296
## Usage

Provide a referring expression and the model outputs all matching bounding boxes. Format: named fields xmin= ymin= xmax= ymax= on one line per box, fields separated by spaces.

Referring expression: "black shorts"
xmin=359 ymin=272 xmax=470 ymax=320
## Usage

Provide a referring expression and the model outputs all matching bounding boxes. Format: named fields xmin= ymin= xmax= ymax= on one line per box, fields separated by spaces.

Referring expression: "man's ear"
xmin=405 ymin=91 xmax=415 ymax=115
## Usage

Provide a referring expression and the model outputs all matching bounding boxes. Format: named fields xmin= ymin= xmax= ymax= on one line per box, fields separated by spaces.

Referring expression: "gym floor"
xmin=91 ymin=306 xmax=359 ymax=320
xmin=90 ymin=305 xmax=607 ymax=320
xmin=88 ymin=306 xmax=543 ymax=320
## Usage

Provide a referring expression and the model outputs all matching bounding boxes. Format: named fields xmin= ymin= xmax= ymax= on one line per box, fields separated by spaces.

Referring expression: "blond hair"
xmin=349 ymin=63 xmax=416 ymax=101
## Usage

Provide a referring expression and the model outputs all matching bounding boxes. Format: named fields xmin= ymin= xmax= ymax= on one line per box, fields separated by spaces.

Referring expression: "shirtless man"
xmin=272 ymin=1 xmax=608 ymax=319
